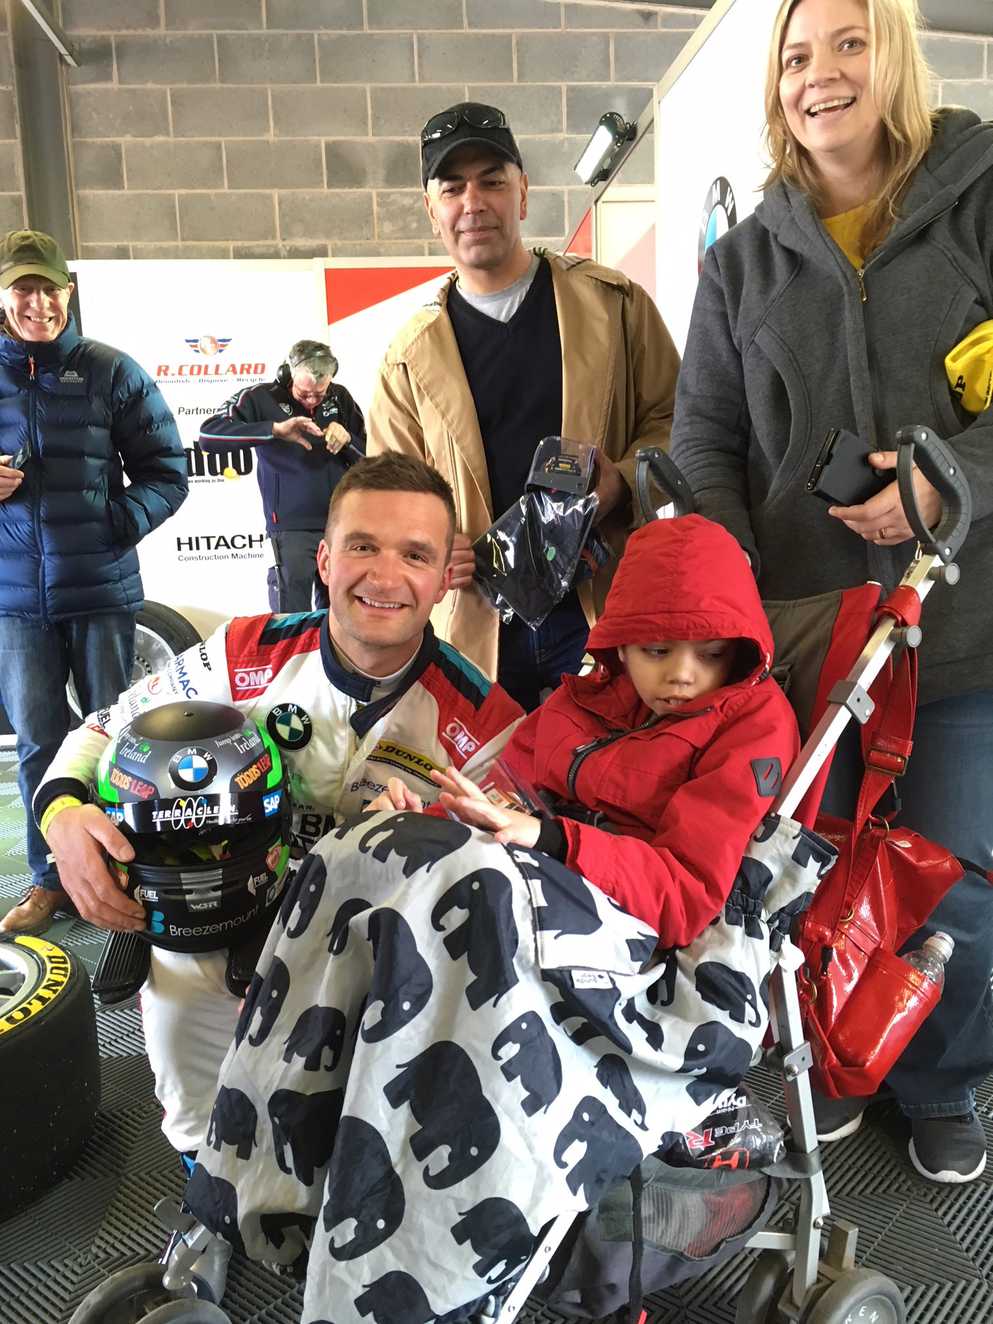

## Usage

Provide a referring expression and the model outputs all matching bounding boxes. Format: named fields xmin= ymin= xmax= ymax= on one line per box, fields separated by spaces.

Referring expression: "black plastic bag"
xmin=663 ymin=1088 xmax=786 ymax=1172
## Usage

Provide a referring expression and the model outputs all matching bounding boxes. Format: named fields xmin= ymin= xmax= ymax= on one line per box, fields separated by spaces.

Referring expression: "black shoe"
xmin=909 ymin=1113 xmax=987 ymax=1184
xmin=812 ymin=1090 xmax=872 ymax=1142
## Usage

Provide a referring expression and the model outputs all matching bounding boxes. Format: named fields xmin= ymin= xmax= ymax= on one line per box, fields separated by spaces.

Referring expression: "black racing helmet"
xmin=94 ymin=700 xmax=292 ymax=953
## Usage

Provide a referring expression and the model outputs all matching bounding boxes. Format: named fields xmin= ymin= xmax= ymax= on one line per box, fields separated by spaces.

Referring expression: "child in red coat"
xmin=434 ymin=514 xmax=800 ymax=948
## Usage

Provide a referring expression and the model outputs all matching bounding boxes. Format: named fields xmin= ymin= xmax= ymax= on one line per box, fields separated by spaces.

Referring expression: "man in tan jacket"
xmin=368 ymin=101 xmax=680 ymax=708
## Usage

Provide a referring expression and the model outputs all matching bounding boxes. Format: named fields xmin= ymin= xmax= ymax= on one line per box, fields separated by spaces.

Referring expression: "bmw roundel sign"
xmin=698 ymin=176 xmax=738 ymax=272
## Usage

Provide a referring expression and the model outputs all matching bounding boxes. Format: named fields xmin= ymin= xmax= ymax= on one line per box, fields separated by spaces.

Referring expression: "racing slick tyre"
xmin=133 ymin=603 xmax=203 ymax=678
xmin=0 ymin=934 xmax=100 ymax=1221
xmin=68 ymin=602 xmax=202 ymax=718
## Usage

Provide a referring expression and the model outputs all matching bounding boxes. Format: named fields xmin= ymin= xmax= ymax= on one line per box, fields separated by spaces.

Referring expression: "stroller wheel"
xmin=801 ymin=1268 xmax=905 ymax=1323
xmin=67 ymin=1262 xmax=231 ymax=1324
xmin=735 ymin=1249 xmax=793 ymax=1323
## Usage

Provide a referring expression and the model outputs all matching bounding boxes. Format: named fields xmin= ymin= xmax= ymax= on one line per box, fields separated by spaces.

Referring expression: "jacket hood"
xmin=587 ymin=514 xmax=773 ymax=680
xmin=756 ymin=108 xmax=993 ymax=254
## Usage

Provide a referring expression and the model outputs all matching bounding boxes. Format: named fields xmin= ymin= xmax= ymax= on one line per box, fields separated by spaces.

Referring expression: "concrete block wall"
xmin=58 ymin=0 xmax=706 ymax=259
xmin=1 ymin=4 xmax=992 ymax=259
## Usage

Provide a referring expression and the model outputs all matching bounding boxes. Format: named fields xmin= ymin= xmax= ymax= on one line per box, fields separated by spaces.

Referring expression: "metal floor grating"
xmin=1 ymin=750 xmax=992 ymax=1322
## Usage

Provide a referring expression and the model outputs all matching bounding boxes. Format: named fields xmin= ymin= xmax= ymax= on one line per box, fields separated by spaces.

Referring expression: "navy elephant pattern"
xmin=189 ymin=809 xmax=832 ymax=1324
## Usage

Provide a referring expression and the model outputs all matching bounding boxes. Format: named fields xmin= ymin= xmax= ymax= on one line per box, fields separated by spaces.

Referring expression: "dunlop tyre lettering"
xmin=0 ymin=936 xmax=99 ymax=1219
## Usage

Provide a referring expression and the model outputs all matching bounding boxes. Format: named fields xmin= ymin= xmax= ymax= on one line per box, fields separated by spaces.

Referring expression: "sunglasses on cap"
xmin=420 ymin=104 xmax=509 ymax=145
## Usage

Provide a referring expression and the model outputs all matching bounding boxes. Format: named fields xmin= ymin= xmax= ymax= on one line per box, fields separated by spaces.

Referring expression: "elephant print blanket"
xmin=187 ymin=809 xmax=834 ymax=1324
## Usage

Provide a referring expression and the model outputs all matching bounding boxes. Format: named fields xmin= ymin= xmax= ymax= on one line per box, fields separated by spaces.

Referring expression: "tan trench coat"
xmin=368 ymin=250 xmax=681 ymax=679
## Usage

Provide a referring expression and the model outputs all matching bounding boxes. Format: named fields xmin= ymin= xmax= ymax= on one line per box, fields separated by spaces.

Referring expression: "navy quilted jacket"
xmin=0 ymin=317 xmax=187 ymax=622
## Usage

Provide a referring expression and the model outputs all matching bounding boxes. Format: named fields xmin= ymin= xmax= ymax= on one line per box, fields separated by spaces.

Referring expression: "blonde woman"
xmin=672 ymin=0 xmax=993 ymax=1184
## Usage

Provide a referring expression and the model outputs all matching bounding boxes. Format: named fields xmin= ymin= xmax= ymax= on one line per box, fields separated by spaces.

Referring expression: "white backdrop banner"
xmin=654 ymin=0 xmax=781 ymax=353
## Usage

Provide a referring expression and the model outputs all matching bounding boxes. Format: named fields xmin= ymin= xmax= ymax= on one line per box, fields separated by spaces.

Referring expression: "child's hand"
xmin=366 ymin=777 xmax=423 ymax=814
xmin=432 ymin=766 xmax=541 ymax=848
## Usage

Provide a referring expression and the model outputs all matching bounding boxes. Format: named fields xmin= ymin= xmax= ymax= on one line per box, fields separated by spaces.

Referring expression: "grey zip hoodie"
xmin=671 ymin=107 xmax=993 ymax=704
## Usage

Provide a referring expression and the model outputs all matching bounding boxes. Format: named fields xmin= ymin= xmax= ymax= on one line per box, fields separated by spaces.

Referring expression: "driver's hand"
xmin=45 ymin=804 xmax=145 ymax=931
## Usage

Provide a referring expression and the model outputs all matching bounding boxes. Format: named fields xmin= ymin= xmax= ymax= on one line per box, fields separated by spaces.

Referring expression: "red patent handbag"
xmin=796 ymin=646 xmax=963 ymax=1099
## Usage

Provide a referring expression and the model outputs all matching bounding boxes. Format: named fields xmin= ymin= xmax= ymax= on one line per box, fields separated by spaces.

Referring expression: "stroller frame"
xmin=492 ymin=426 xmax=972 ymax=1324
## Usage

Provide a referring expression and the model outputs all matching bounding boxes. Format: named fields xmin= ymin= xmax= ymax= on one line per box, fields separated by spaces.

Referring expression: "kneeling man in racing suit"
xmin=35 ymin=453 xmax=522 ymax=1298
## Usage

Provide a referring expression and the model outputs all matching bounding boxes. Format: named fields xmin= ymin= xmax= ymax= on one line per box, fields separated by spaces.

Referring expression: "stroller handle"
xmin=895 ymin=425 xmax=972 ymax=563
xmin=634 ymin=446 xmax=696 ymax=522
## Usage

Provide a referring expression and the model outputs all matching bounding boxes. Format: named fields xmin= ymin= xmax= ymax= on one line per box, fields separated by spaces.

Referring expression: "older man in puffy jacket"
xmin=0 ymin=229 xmax=187 ymax=936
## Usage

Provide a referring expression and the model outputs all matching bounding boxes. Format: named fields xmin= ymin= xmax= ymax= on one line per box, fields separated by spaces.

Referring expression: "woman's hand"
xmin=365 ymin=777 xmax=423 ymax=814
xmin=828 ymin=450 xmax=942 ymax=546
xmin=431 ymin=766 xmax=541 ymax=848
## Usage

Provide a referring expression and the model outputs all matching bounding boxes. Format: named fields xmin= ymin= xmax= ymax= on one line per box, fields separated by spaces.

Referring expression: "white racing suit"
xmin=36 ymin=610 xmax=522 ymax=1150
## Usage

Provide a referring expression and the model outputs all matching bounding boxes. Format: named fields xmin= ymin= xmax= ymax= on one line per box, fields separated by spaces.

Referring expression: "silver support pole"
xmin=9 ymin=0 xmax=79 ymax=253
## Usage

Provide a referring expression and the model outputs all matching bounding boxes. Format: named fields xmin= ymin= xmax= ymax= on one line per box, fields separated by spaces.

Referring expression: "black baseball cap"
xmin=420 ymin=102 xmax=524 ymax=189
xmin=0 ymin=229 xmax=71 ymax=290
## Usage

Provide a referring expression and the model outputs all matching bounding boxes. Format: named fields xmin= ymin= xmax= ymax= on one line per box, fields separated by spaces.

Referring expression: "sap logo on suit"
xmin=384 ymin=1041 xmax=500 ymax=1188
xmin=431 ymin=868 xmax=519 ymax=1009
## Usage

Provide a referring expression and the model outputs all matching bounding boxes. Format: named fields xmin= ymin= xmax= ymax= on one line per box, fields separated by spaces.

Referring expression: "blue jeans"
xmin=498 ymin=591 xmax=589 ymax=713
xmin=0 ymin=612 xmax=136 ymax=891
xmin=821 ymin=690 xmax=993 ymax=1116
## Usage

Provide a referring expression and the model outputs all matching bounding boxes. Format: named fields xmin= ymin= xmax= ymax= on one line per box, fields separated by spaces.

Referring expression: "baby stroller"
xmin=71 ymin=430 xmax=970 ymax=1324
xmin=486 ymin=426 xmax=972 ymax=1324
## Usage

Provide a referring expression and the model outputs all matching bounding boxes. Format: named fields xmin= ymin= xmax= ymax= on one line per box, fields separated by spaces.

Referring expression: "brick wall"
xmin=59 ymin=0 xmax=704 ymax=259
xmin=3 ymin=3 xmax=993 ymax=259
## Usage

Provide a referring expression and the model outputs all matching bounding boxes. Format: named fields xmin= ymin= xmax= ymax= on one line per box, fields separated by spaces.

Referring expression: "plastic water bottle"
xmin=905 ymin=932 xmax=955 ymax=989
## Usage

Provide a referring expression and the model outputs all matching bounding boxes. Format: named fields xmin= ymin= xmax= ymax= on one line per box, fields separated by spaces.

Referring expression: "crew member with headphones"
xmin=200 ymin=339 xmax=365 ymax=612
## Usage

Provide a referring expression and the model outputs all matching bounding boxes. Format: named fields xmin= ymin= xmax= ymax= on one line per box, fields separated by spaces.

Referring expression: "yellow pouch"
xmin=945 ymin=320 xmax=993 ymax=414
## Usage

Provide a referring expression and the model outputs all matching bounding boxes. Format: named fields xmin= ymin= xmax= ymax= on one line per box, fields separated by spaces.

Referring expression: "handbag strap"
xmin=852 ymin=638 xmax=917 ymax=838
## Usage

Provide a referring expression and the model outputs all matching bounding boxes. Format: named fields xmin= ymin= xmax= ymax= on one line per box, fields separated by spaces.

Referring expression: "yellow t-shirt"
xmin=823 ymin=202 xmax=872 ymax=268
xmin=824 ymin=203 xmax=992 ymax=413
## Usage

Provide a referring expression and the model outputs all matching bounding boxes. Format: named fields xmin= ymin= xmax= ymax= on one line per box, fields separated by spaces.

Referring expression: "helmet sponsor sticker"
xmin=109 ymin=764 xmax=157 ymax=800
xmin=263 ymin=790 xmax=282 ymax=817
xmin=266 ymin=703 xmax=312 ymax=750
xmin=151 ymin=796 xmax=216 ymax=831
xmin=169 ymin=746 xmax=218 ymax=790
xmin=231 ymin=749 xmax=272 ymax=792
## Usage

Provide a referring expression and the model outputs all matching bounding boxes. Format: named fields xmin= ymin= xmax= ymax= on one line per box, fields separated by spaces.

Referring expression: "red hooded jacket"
xmin=502 ymin=515 xmax=800 ymax=948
